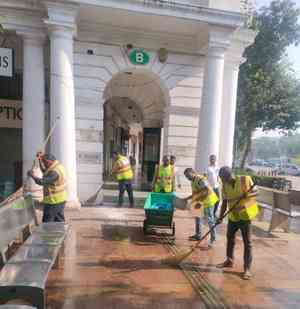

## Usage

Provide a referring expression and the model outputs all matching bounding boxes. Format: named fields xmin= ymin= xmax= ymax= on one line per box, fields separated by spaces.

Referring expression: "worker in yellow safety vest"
xmin=170 ymin=155 xmax=182 ymax=190
xmin=152 ymin=155 xmax=175 ymax=193
xmin=112 ymin=150 xmax=134 ymax=208
xmin=216 ymin=166 xmax=259 ymax=280
xmin=28 ymin=153 xmax=67 ymax=222
xmin=183 ymin=168 xmax=219 ymax=246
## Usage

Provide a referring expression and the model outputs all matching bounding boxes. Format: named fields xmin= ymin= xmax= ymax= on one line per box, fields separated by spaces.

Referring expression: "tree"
xmin=235 ymin=0 xmax=300 ymax=168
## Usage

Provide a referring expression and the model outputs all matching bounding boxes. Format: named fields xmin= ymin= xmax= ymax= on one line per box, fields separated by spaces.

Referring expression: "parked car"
xmin=277 ymin=164 xmax=300 ymax=176
xmin=249 ymin=159 xmax=266 ymax=166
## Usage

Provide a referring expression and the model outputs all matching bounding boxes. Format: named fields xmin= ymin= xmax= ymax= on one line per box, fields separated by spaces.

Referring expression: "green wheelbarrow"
xmin=143 ymin=192 xmax=176 ymax=236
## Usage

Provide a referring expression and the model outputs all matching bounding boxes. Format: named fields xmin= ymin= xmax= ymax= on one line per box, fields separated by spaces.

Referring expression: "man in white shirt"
xmin=206 ymin=154 xmax=220 ymax=217
xmin=170 ymin=155 xmax=182 ymax=190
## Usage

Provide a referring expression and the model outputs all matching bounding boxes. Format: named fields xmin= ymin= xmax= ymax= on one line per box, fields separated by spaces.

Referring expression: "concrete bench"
xmin=0 ymin=196 xmax=69 ymax=309
xmin=0 ymin=305 xmax=36 ymax=309
xmin=257 ymin=187 xmax=300 ymax=232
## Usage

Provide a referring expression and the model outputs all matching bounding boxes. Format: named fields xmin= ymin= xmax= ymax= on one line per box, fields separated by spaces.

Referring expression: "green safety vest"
xmin=154 ymin=165 xmax=174 ymax=193
xmin=114 ymin=155 xmax=133 ymax=181
xmin=222 ymin=175 xmax=259 ymax=222
xmin=43 ymin=161 xmax=67 ymax=205
xmin=191 ymin=175 xmax=218 ymax=209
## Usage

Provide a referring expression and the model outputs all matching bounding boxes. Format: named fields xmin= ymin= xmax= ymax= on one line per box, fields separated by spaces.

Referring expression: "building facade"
xmin=0 ymin=0 xmax=255 ymax=206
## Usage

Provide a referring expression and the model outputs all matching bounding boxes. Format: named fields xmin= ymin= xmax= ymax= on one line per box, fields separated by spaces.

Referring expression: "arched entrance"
xmin=103 ymin=68 xmax=170 ymax=190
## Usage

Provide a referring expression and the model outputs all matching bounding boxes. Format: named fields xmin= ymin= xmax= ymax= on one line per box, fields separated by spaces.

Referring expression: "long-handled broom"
xmin=163 ymin=184 xmax=256 ymax=266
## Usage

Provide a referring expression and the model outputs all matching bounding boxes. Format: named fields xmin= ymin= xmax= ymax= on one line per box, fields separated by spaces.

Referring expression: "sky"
xmin=253 ymin=0 xmax=300 ymax=138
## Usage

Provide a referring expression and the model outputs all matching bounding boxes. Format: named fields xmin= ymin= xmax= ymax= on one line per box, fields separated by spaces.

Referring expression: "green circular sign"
xmin=129 ymin=49 xmax=150 ymax=65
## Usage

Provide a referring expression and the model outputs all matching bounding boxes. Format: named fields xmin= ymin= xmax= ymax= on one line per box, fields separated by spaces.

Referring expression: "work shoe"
xmin=216 ymin=259 xmax=234 ymax=268
xmin=243 ymin=269 xmax=252 ymax=280
xmin=189 ymin=235 xmax=201 ymax=241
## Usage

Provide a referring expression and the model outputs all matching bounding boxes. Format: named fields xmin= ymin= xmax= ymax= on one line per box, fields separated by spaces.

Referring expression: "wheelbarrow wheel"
xmin=171 ymin=222 xmax=175 ymax=236
xmin=143 ymin=219 xmax=148 ymax=235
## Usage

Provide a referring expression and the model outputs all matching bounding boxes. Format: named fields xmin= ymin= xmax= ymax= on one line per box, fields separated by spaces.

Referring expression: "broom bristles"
xmin=162 ymin=248 xmax=194 ymax=266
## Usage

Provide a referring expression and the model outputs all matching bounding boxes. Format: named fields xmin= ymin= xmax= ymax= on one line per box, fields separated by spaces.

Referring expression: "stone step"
xmin=103 ymin=189 xmax=148 ymax=208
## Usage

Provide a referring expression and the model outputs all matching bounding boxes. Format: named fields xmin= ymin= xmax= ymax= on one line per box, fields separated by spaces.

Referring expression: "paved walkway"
xmin=42 ymin=206 xmax=300 ymax=308
xmin=46 ymin=207 xmax=203 ymax=309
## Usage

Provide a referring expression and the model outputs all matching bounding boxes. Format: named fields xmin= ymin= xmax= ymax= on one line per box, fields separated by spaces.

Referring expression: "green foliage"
xmin=235 ymin=0 xmax=300 ymax=167
xmin=252 ymin=134 xmax=300 ymax=160
xmin=291 ymin=155 xmax=300 ymax=165
xmin=240 ymin=0 xmax=255 ymax=28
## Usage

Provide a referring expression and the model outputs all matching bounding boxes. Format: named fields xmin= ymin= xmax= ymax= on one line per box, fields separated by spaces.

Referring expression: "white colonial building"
xmin=0 ymin=0 xmax=255 ymax=206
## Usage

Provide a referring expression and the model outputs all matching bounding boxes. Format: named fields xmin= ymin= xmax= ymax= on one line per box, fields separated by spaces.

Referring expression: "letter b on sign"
xmin=135 ymin=52 xmax=144 ymax=64
xmin=129 ymin=49 xmax=150 ymax=65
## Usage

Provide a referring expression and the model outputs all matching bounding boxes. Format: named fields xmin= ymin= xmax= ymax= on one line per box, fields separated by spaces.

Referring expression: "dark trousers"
xmin=118 ymin=180 xmax=134 ymax=206
xmin=42 ymin=202 xmax=65 ymax=223
xmin=226 ymin=220 xmax=252 ymax=271
xmin=213 ymin=188 xmax=220 ymax=217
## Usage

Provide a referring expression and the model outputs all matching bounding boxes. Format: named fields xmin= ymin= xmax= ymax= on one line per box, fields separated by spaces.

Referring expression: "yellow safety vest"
xmin=191 ymin=175 xmax=218 ymax=209
xmin=114 ymin=155 xmax=133 ymax=181
xmin=154 ymin=165 xmax=174 ymax=193
xmin=43 ymin=161 xmax=67 ymax=205
xmin=222 ymin=175 xmax=259 ymax=222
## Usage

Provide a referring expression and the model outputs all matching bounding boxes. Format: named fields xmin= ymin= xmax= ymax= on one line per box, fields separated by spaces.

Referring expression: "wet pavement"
xmin=173 ymin=210 xmax=300 ymax=308
xmin=5 ymin=205 xmax=300 ymax=309
xmin=46 ymin=207 xmax=204 ymax=309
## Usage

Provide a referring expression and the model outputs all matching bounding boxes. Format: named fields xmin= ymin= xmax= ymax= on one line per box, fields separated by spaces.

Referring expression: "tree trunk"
xmin=240 ymin=131 xmax=253 ymax=169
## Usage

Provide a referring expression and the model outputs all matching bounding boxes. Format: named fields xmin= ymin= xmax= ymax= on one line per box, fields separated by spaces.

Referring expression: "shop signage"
xmin=0 ymin=48 xmax=13 ymax=77
xmin=129 ymin=49 xmax=150 ymax=65
xmin=0 ymin=100 xmax=22 ymax=128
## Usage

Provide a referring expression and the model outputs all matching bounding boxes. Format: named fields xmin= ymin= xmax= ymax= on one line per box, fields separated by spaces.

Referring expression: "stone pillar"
xmin=196 ymin=28 xmax=231 ymax=173
xmin=218 ymin=60 xmax=240 ymax=168
xmin=218 ymin=29 xmax=256 ymax=168
xmin=45 ymin=3 xmax=80 ymax=208
xmin=20 ymin=31 xmax=46 ymax=181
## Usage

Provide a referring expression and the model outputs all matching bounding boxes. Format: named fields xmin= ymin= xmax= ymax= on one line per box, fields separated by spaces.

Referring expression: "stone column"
xmin=195 ymin=28 xmax=231 ymax=173
xmin=45 ymin=3 xmax=80 ymax=208
xmin=218 ymin=59 xmax=240 ymax=168
xmin=20 ymin=31 xmax=46 ymax=181
xmin=135 ymin=133 xmax=140 ymax=183
xmin=218 ymin=29 xmax=256 ymax=168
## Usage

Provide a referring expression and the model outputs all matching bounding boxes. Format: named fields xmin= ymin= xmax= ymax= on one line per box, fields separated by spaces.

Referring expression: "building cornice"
xmin=44 ymin=1 xmax=79 ymax=38
xmin=225 ymin=28 xmax=256 ymax=67
xmin=71 ymin=0 xmax=245 ymax=29
xmin=0 ymin=7 xmax=46 ymax=32
xmin=0 ymin=0 xmax=44 ymax=12
xmin=78 ymin=21 xmax=201 ymax=54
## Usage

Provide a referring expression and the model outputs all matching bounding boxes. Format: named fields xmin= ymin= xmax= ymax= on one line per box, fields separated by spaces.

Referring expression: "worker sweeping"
xmin=183 ymin=168 xmax=218 ymax=246
xmin=27 ymin=152 xmax=67 ymax=222
xmin=216 ymin=166 xmax=259 ymax=280
xmin=152 ymin=155 xmax=175 ymax=193
xmin=112 ymin=150 xmax=134 ymax=208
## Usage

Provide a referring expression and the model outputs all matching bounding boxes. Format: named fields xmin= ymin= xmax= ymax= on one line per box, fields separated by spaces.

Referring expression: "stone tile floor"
xmin=3 ymin=205 xmax=300 ymax=308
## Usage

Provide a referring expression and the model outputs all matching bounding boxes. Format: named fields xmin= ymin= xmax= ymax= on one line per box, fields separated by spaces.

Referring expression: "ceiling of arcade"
xmin=104 ymin=69 xmax=169 ymax=128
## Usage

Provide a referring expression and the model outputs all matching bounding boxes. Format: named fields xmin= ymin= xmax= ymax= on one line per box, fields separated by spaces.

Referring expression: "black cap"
xmin=219 ymin=166 xmax=232 ymax=178
xmin=43 ymin=154 xmax=56 ymax=161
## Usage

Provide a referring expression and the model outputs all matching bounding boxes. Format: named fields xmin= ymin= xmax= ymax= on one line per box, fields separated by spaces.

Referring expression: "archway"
xmin=103 ymin=68 xmax=170 ymax=190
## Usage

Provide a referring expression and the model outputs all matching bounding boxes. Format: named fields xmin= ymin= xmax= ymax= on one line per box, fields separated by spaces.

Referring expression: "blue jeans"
xmin=42 ymin=202 xmax=65 ymax=222
xmin=118 ymin=180 xmax=134 ymax=207
xmin=213 ymin=188 xmax=220 ymax=217
xmin=195 ymin=207 xmax=216 ymax=243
